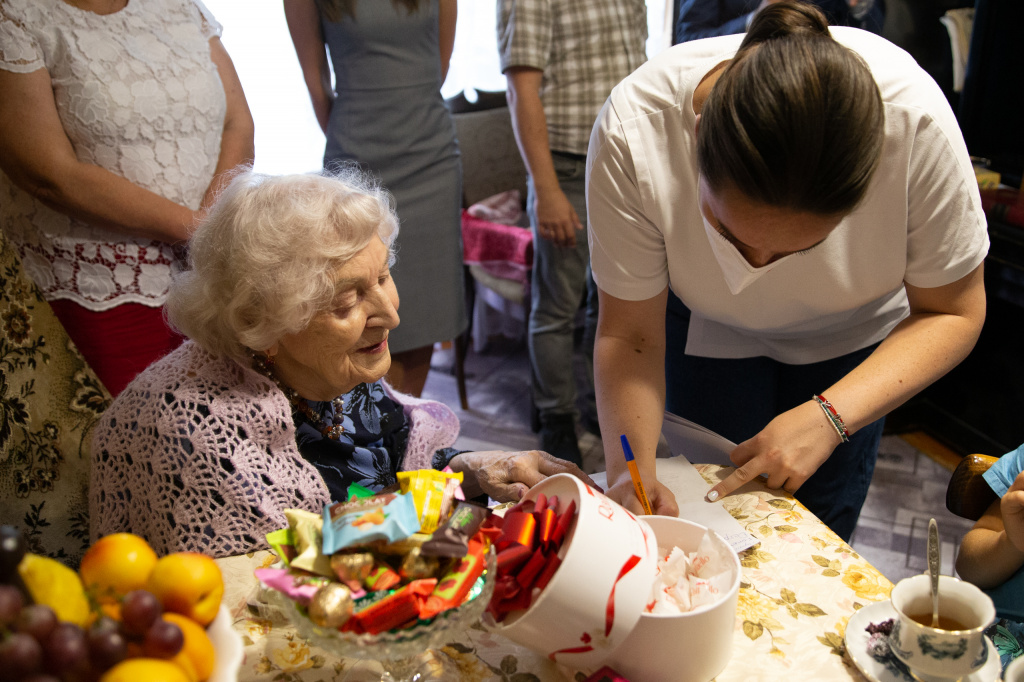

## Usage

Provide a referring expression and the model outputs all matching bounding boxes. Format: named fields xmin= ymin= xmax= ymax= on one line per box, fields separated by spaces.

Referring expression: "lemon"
xmin=17 ymin=552 xmax=91 ymax=626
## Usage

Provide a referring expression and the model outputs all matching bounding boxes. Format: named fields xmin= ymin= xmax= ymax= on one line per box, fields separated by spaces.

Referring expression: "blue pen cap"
xmin=620 ymin=434 xmax=636 ymax=462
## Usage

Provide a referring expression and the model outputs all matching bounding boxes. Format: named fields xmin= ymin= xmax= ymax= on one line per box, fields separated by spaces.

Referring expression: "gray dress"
xmin=322 ymin=0 xmax=466 ymax=354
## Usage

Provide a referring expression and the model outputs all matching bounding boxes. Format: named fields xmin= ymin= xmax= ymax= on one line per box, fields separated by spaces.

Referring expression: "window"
xmin=206 ymin=0 xmax=671 ymax=174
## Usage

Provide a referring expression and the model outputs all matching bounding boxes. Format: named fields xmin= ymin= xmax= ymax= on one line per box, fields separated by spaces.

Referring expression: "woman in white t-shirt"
xmin=587 ymin=1 xmax=988 ymax=539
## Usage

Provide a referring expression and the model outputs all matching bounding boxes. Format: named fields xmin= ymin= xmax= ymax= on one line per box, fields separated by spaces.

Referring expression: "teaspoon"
xmin=928 ymin=517 xmax=940 ymax=627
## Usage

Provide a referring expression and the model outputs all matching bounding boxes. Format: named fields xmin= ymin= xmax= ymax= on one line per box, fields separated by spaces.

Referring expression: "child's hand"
xmin=1001 ymin=471 xmax=1024 ymax=553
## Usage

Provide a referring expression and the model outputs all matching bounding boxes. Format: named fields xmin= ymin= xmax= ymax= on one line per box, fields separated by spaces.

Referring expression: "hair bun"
xmin=742 ymin=0 xmax=831 ymax=48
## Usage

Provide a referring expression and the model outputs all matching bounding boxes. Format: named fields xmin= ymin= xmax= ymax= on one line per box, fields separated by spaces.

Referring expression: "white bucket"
xmin=607 ymin=516 xmax=741 ymax=682
xmin=484 ymin=473 xmax=659 ymax=670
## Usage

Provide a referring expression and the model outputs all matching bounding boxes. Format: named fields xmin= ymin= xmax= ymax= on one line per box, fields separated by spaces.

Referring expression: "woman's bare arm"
xmin=708 ymin=263 xmax=987 ymax=500
xmin=0 ymin=68 xmax=197 ymax=243
xmin=200 ymin=37 xmax=255 ymax=211
xmin=284 ymin=0 xmax=334 ymax=134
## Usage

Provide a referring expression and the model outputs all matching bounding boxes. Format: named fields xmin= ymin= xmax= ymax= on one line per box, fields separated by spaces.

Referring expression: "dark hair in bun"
xmin=697 ymin=1 xmax=884 ymax=215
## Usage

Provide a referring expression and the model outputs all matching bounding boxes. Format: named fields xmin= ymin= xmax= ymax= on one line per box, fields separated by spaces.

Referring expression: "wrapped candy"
xmin=265 ymin=528 xmax=297 ymax=565
xmin=308 ymin=582 xmax=355 ymax=628
xmin=352 ymin=578 xmax=437 ymax=635
xmin=422 ymin=501 xmax=490 ymax=558
xmin=255 ymin=567 xmax=332 ymax=605
xmin=364 ymin=562 xmax=402 ymax=591
xmin=329 ymin=551 xmax=374 ymax=590
xmin=645 ymin=532 xmax=736 ymax=614
xmin=398 ymin=469 xmax=464 ymax=534
xmin=285 ymin=509 xmax=334 ymax=577
xmin=321 ymin=492 xmax=421 ymax=554
xmin=420 ymin=537 xmax=487 ymax=618
xmin=396 ymin=546 xmax=441 ymax=581
xmin=260 ymin=469 xmax=497 ymax=637
xmin=487 ymin=496 xmax=578 ymax=622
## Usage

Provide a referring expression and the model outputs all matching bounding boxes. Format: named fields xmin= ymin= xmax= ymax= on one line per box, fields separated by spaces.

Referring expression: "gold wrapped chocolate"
xmin=329 ymin=551 xmax=374 ymax=584
xmin=398 ymin=546 xmax=441 ymax=581
xmin=308 ymin=582 xmax=354 ymax=629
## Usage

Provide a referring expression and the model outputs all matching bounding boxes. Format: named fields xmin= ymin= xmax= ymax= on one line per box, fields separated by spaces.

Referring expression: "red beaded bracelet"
xmin=813 ymin=394 xmax=850 ymax=443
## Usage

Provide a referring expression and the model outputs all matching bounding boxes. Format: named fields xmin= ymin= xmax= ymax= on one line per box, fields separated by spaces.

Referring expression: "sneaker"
xmin=540 ymin=415 xmax=583 ymax=467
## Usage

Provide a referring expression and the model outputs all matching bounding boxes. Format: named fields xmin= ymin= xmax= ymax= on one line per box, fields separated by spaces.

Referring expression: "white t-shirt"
xmin=587 ymin=27 xmax=989 ymax=364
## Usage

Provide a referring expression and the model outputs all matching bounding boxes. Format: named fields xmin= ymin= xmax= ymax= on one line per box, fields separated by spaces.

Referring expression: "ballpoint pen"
xmin=620 ymin=434 xmax=654 ymax=515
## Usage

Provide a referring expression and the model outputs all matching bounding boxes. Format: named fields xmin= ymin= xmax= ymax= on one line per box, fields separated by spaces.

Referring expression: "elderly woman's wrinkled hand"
xmin=449 ymin=450 xmax=599 ymax=502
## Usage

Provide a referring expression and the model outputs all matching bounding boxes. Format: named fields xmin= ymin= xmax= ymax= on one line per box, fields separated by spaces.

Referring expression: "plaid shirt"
xmin=498 ymin=0 xmax=648 ymax=155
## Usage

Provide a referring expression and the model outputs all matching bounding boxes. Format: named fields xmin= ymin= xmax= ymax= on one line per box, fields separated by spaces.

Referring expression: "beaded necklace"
xmin=249 ymin=351 xmax=346 ymax=440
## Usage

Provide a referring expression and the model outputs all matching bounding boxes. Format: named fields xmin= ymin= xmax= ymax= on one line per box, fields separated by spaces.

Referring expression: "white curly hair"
xmin=166 ymin=168 xmax=399 ymax=363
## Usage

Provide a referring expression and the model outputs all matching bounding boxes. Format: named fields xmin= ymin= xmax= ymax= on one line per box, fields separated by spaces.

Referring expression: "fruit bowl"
xmin=207 ymin=605 xmax=244 ymax=682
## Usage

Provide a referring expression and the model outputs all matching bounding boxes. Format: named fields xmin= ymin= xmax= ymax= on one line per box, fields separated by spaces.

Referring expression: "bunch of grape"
xmin=0 ymin=529 xmax=183 ymax=682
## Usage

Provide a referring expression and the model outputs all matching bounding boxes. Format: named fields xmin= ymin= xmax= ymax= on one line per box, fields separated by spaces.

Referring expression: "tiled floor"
xmin=422 ymin=332 xmax=976 ymax=585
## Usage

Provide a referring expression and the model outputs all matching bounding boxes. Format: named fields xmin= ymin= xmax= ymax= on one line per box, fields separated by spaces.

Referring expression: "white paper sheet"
xmin=590 ymin=426 xmax=758 ymax=554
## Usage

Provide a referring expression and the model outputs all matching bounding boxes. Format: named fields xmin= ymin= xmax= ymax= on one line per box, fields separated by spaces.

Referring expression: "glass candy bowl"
xmin=265 ymin=547 xmax=496 ymax=681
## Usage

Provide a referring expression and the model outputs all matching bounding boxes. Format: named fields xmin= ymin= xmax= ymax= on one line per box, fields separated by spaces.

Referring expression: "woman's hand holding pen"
xmin=606 ymin=475 xmax=680 ymax=516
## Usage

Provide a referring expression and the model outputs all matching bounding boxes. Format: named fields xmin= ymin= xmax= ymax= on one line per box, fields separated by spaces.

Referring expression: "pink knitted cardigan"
xmin=89 ymin=341 xmax=460 ymax=558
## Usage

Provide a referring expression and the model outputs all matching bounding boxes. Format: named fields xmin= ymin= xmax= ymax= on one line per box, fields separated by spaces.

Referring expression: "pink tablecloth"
xmin=461 ymin=210 xmax=532 ymax=287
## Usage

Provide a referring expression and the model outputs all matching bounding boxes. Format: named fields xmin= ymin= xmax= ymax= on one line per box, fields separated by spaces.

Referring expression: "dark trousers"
xmin=665 ymin=293 xmax=883 ymax=541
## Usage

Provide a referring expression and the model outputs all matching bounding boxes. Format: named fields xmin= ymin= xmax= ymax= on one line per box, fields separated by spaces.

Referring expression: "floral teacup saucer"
xmin=844 ymin=600 xmax=1000 ymax=682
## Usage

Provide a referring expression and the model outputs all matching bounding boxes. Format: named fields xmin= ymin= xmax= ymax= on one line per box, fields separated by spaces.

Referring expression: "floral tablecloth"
xmin=217 ymin=463 xmax=891 ymax=681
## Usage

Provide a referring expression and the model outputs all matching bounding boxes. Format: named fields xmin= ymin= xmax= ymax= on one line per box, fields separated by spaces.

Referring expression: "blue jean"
xmin=665 ymin=293 xmax=883 ymax=541
xmin=527 ymin=152 xmax=597 ymax=423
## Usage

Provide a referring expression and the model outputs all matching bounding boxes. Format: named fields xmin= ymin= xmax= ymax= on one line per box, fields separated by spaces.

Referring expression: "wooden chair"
xmin=945 ymin=453 xmax=999 ymax=521
xmin=445 ymin=89 xmax=531 ymax=409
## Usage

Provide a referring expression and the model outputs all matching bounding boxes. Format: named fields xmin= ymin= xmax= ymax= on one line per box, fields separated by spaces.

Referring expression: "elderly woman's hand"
xmin=448 ymin=450 xmax=600 ymax=503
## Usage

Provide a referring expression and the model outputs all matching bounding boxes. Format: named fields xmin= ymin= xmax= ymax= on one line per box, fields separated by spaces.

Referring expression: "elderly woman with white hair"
xmin=90 ymin=169 xmax=593 ymax=557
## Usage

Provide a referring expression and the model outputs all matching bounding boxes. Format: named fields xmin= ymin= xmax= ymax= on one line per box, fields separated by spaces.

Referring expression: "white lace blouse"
xmin=0 ymin=0 xmax=226 ymax=310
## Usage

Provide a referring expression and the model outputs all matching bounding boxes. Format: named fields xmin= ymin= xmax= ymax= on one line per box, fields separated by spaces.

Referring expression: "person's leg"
xmin=527 ymin=154 xmax=589 ymax=465
xmin=777 ymin=344 xmax=883 ymax=542
xmin=559 ymin=155 xmax=599 ymax=434
xmin=386 ymin=344 xmax=435 ymax=397
xmin=49 ymin=300 xmax=183 ymax=397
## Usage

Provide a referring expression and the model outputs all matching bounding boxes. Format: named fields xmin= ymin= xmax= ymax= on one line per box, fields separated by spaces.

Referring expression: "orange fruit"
xmin=146 ymin=552 xmax=223 ymax=627
xmin=162 ymin=612 xmax=216 ymax=682
xmin=99 ymin=658 xmax=192 ymax=682
xmin=80 ymin=533 xmax=158 ymax=602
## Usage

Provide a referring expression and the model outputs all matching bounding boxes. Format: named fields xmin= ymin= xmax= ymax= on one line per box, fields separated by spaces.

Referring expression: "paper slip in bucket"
xmin=484 ymin=473 xmax=658 ymax=669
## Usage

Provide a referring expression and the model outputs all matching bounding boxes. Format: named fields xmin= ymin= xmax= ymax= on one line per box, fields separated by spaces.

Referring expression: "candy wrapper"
xmin=352 ymin=578 xmax=438 ymax=635
xmin=398 ymin=469 xmax=463 ymax=534
xmin=266 ymin=528 xmax=297 ymax=565
xmin=321 ymin=491 xmax=421 ymax=554
xmin=487 ymin=494 xmax=577 ymax=622
xmin=255 ymin=567 xmax=334 ymax=605
xmin=420 ymin=537 xmax=487 ymax=618
xmin=422 ymin=500 xmax=490 ymax=558
xmin=645 ymin=530 xmax=736 ymax=614
xmin=285 ymin=508 xmax=334 ymax=577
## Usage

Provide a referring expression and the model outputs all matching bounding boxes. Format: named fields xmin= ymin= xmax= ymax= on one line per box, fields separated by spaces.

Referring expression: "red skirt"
xmin=49 ymin=300 xmax=184 ymax=397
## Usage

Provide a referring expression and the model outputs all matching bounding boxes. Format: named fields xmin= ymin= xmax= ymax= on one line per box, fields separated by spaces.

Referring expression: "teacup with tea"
xmin=888 ymin=574 xmax=996 ymax=681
